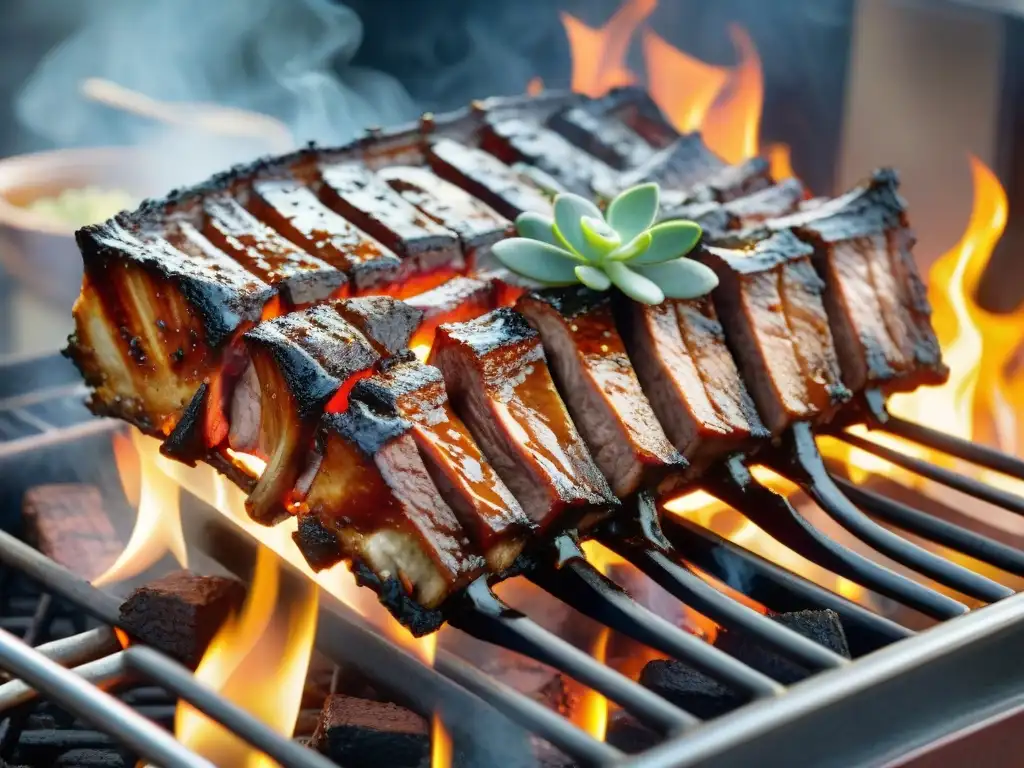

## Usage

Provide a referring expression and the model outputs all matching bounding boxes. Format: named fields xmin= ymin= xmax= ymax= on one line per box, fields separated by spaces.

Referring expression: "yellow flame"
xmin=93 ymin=429 xmax=186 ymax=586
xmin=766 ymin=143 xmax=796 ymax=181
xmin=699 ymin=25 xmax=764 ymax=164
xmin=175 ymin=544 xmax=318 ymax=767
xmin=642 ymin=28 xmax=729 ymax=133
xmin=560 ymin=0 xmax=656 ymax=97
xmin=431 ymin=714 xmax=453 ymax=768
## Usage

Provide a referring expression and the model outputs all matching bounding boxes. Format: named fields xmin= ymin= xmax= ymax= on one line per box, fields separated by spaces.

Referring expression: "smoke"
xmin=13 ymin=0 xmax=417 ymax=183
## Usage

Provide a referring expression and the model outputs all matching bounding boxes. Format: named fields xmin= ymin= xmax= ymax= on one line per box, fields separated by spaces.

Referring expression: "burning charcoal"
xmin=118 ymin=570 xmax=245 ymax=667
xmin=606 ymin=709 xmax=660 ymax=754
xmin=639 ymin=660 xmax=745 ymax=719
xmin=310 ymin=694 xmax=428 ymax=768
xmin=21 ymin=484 xmax=123 ymax=582
xmin=714 ymin=609 xmax=851 ymax=685
xmin=478 ymin=656 xmax=573 ymax=715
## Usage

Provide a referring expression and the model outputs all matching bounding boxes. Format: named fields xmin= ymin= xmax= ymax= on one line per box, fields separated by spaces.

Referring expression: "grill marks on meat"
xmin=317 ymin=163 xmax=465 ymax=290
xmin=431 ymin=309 xmax=617 ymax=533
xmin=378 ymin=165 xmax=513 ymax=268
xmin=425 ymin=138 xmax=553 ymax=220
xmin=620 ymin=297 xmax=768 ymax=477
xmin=479 ymin=117 xmax=617 ymax=197
xmin=517 ymin=288 xmax=685 ymax=498
xmin=239 ymin=304 xmax=380 ymax=523
xmin=200 ymin=196 xmax=347 ymax=306
xmin=355 ymin=354 xmax=534 ymax=571
xmin=68 ymin=218 xmax=274 ymax=435
xmin=774 ymin=170 xmax=947 ymax=393
xmin=300 ymin=392 xmax=485 ymax=610
xmin=246 ymin=179 xmax=402 ymax=292
xmin=698 ymin=231 xmax=850 ymax=434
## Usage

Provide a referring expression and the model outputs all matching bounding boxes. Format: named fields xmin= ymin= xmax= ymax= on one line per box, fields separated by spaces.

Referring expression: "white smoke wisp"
xmin=15 ymin=0 xmax=417 ymax=186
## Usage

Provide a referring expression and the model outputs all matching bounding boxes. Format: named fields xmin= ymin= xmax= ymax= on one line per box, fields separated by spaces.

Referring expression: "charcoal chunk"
xmin=638 ymin=660 xmax=744 ymax=719
xmin=714 ymin=609 xmax=851 ymax=685
xmin=478 ymin=656 xmax=572 ymax=715
xmin=310 ymin=694 xmax=428 ymax=768
xmin=606 ymin=709 xmax=660 ymax=753
xmin=118 ymin=570 xmax=246 ymax=667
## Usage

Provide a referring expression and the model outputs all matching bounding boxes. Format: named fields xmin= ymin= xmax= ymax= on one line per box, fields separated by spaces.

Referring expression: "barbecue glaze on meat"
xmin=698 ymin=231 xmax=851 ymax=434
xmin=67 ymin=218 xmax=275 ymax=437
xmin=517 ymin=288 xmax=685 ymax=497
xmin=773 ymin=170 xmax=948 ymax=394
xmin=431 ymin=309 xmax=617 ymax=533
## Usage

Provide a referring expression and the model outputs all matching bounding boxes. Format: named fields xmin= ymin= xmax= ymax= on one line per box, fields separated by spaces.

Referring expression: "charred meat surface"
xmin=300 ymin=392 xmax=485 ymax=611
xmin=378 ymin=165 xmax=512 ymax=267
xmin=773 ymin=169 xmax=948 ymax=393
xmin=67 ymin=218 xmax=274 ymax=436
xmin=426 ymin=138 xmax=553 ymax=220
xmin=518 ymin=287 xmax=685 ymax=497
xmin=317 ymin=163 xmax=465 ymax=288
xmin=721 ymin=178 xmax=805 ymax=226
xmin=406 ymin=276 xmax=500 ymax=347
xmin=479 ymin=117 xmax=617 ymax=197
xmin=199 ymin=195 xmax=347 ymax=306
xmin=619 ymin=296 xmax=768 ymax=479
xmin=356 ymin=353 xmax=534 ymax=571
xmin=547 ymin=103 xmax=655 ymax=170
xmin=605 ymin=133 xmax=729 ymax=195
xmin=236 ymin=304 xmax=380 ymax=523
xmin=246 ymin=179 xmax=402 ymax=292
xmin=431 ymin=308 xmax=617 ymax=534
xmin=698 ymin=231 xmax=850 ymax=434
xmin=333 ymin=296 xmax=424 ymax=357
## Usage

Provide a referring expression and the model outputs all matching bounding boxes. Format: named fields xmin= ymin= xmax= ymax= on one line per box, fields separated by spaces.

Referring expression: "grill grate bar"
xmin=0 ymin=628 xmax=213 ymax=768
xmin=837 ymin=429 xmax=1024 ymax=517
xmin=526 ymin=540 xmax=784 ymax=698
xmin=834 ymin=476 xmax=1024 ymax=577
xmin=705 ymin=458 xmax=965 ymax=620
xmin=771 ymin=425 xmax=1010 ymax=605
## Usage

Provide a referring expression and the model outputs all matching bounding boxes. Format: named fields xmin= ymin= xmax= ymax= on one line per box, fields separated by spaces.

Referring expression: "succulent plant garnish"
xmin=491 ymin=182 xmax=719 ymax=305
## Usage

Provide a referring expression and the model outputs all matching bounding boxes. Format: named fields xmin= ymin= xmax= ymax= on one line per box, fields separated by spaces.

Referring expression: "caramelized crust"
xmin=406 ymin=277 xmax=500 ymax=348
xmin=199 ymin=196 xmax=347 ymax=306
xmin=518 ymin=288 xmax=685 ymax=497
xmin=67 ymin=218 xmax=274 ymax=436
xmin=431 ymin=309 xmax=617 ymax=533
xmin=246 ymin=179 xmax=401 ymax=292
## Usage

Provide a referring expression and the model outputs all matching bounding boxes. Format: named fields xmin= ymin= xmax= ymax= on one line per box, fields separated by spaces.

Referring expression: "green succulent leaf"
xmin=635 ymin=258 xmax=720 ymax=299
xmin=630 ymin=220 xmax=704 ymax=265
xmin=607 ymin=182 xmax=659 ymax=242
xmin=575 ymin=264 xmax=612 ymax=291
xmin=553 ymin=193 xmax=605 ymax=261
xmin=491 ymin=238 xmax=582 ymax=285
xmin=605 ymin=231 xmax=653 ymax=262
xmin=515 ymin=212 xmax=561 ymax=247
xmin=580 ymin=215 xmax=622 ymax=256
xmin=604 ymin=261 xmax=665 ymax=305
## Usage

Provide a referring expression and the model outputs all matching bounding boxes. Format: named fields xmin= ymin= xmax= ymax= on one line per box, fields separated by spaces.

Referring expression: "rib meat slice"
xmin=198 ymin=196 xmax=346 ymax=306
xmin=431 ymin=308 xmax=617 ymax=533
xmin=316 ymin=163 xmax=464 ymax=292
xmin=517 ymin=287 xmax=685 ymax=497
xmin=246 ymin=179 xmax=401 ymax=292
xmin=406 ymin=276 xmax=500 ymax=349
xmin=355 ymin=354 xmax=534 ymax=571
xmin=697 ymin=231 xmax=851 ymax=434
xmin=619 ymin=296 xmax=768 ymax=478
xmin=772 ymin=169 xmax=948 ymax=394
xmin=298 ymin=396 xmax=485 ymax=611
xmin=378 ymin=165 xmax=512 ymax=268
xmin=67 ymin=218 xmax=274 ymax=436
xmin=721 ymin=178 xmax=805 ymax=226
xmin=333 ymin=296 xmax=425 ymax=358
xmin=237 ymin=304 xmax=381 ymax=524
xmin=547 ymin=103 xmax=655 ymax=170
xmin=479 ymin=117 xmax=617 ymax=197
xmin=425 ymin=138 xmax=553 ymax=220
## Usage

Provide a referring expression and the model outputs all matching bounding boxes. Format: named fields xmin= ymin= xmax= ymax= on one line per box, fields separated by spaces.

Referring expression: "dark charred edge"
xmin=702 ymin=229 xmax=816 ymax=275
xmin=722 ymin=177 xmax=806 ymax=221
xmin=770 ymin=168 xmax=906 ymax=243
xmin=688 ymin=157 xmax=775 ymax=203
xmin=351 ymin=561 xmax=447 ymax=637
xmin=659 ymin=199 xmax=739 ymax=240
xmin=546 ymin=101 xmax=655 ymax=171
xmin=334 ymin=297 xmax=425 ymax=357
xmin=405 ymin=276 xmax=498 ymax=320
xmin=437 ymin=306 xmax=538 ymax=357
xmin=606 ymin=132 xmax=728 ymax=194
xmin=294 ymin=512 xmax=346 ymax=572
xmin=90 ymin=90 xmax=578 ymax=238
xmin=354 ymin=357 xmax=445 ymax=414
xmin=74 ymin=218 xmax=274 ymax=350
xmin=160 ymin=382 xmax=211 ymax=465
xmin=323 ymin=400 xmax=413 ymax=459
xmin=523 ymin=284 xmax=612 ymax=321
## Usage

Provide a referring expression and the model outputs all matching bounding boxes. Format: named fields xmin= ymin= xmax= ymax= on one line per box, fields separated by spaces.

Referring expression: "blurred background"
xmin=0 ymin=0 xmax=1021 ymax=356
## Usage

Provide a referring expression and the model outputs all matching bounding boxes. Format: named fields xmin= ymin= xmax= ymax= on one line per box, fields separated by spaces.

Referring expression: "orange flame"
xmin=176 ymin=544 xmax=318 ymax=767
xmin=766 ymin=142 xmax=796 ymax=181
xmin=560 ymin=0 xmax=656 ymax=97
xmin=699 ymin=25 xmax=764 ymax=164
xmin=94 ymin=429 xmax=186 ymax=586
xmin=527 ymin=77 xmax=544 ymax=97
xmin=642 ymin=29 xmax=729 ymax=133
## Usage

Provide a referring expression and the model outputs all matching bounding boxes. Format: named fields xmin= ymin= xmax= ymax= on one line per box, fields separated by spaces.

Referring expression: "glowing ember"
xmin=526 ymin=77 xmax=544 ymax=96
xmin=226 ymin=448 xmax=268 ymax=478
xmin=175 ymin=544 xmax=318 ymax=767
xmin=559 ymin=0 xmax=655 ymax=97
xmin=93 ymin=429 xmax=186 ymax=587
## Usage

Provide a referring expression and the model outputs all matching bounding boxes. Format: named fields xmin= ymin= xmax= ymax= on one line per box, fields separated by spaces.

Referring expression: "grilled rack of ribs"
xmin=66 ymin=86 xmax=958 ymax=631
